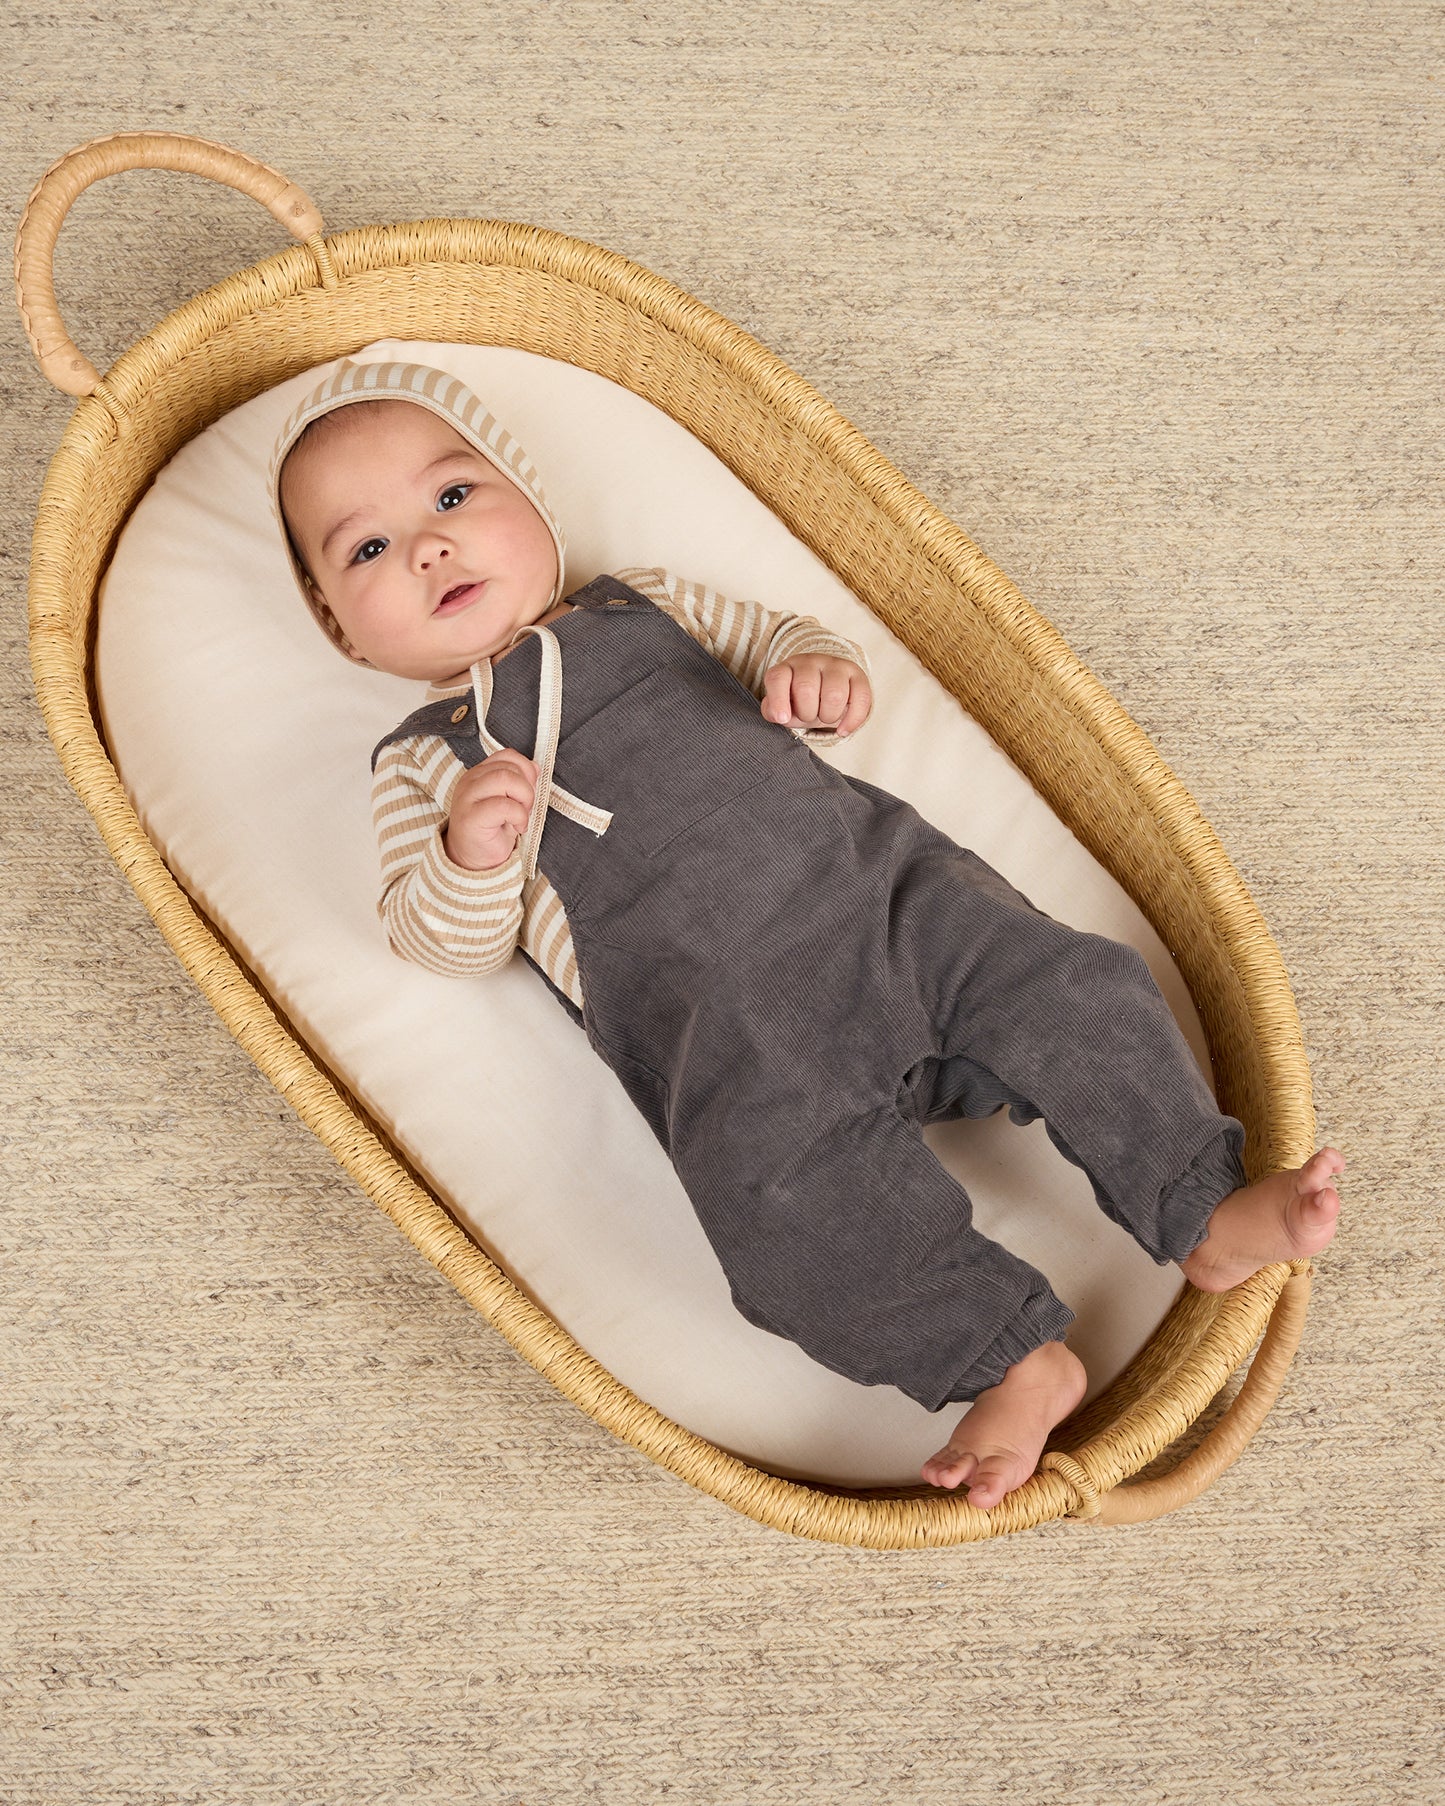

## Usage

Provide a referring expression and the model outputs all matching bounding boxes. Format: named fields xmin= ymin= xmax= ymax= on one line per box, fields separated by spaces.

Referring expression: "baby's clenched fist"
xmin=761 ymin=654 xmax=872 ymax=737
xmin=443 ymin=748 xmax=540 ymax=871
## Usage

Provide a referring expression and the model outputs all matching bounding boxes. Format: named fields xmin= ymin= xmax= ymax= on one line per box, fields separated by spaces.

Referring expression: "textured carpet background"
xmin=3 ymin=5 xmax=1442 ymax=1803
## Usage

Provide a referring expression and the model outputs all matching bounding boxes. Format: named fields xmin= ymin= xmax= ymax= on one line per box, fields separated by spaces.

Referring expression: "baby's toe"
xmin=1289 ymin=1173 xmax=1342 ymax=1263
xmin=1300 ymin=1188 xmax=1342 ymax=1245
xmin=923 ymin=1448 xmax=977 ymax=1490
xmin=1306 ymin=1147 xmax=1346 ymax=1185
xmin=963 ymin=1456 xmax=1021 ymax=1512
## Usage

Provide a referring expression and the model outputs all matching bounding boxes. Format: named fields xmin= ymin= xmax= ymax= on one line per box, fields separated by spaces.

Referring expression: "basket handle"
xmin=1042 ymin=1262 xmax=1314 ymax=1524
xmin=14 ymin=131 xmax=326 ymax=397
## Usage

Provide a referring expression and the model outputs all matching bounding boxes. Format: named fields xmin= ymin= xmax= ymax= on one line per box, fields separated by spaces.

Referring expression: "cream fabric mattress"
xmin=96 ymin=339 xmax=1197 ymax=1486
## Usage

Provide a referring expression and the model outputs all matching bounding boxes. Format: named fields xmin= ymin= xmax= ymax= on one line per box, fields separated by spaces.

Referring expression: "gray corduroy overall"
xmin=374 ymin=576 xmax=1246 ymax=1409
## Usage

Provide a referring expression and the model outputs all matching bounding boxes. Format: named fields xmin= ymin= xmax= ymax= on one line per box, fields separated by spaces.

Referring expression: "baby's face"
xmin=280 ymin=401 xmax=558 ymax=682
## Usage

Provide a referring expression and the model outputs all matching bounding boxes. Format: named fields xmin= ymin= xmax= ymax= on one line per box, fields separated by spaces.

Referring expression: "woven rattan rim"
xmin=21 ymin=166 xmax=1317 ymax=1545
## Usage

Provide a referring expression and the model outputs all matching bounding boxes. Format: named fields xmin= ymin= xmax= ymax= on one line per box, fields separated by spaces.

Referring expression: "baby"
xmin=272 ymin=360 xmax=1344 ymax=1511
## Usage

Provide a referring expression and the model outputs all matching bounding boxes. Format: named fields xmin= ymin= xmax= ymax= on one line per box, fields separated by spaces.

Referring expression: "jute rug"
xmin=3 ymin=4 xmax=1440 ymax=1801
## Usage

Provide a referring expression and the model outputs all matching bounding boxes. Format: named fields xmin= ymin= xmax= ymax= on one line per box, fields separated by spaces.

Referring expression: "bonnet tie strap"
xmin=469 ymin=626 xmax=611 ymax=883
xmin=517 ymin=624 xmax=562 ymax=883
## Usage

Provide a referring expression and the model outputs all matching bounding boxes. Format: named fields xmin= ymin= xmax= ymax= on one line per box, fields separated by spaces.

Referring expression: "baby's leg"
xmin=915 ymin=913 xmax=1271 ymax=1268
xmin=896 ymin=856 xmax=1259 ymax=1262
xmin=673 ymin=1096 xmax=1077 ymax=1414
xmin=909 ymin=1037 xmax=1343 ymax=1288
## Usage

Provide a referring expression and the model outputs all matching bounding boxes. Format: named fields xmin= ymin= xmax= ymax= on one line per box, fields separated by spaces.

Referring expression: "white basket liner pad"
xmin=97 ymin=339 xmax=1200 ymax=1487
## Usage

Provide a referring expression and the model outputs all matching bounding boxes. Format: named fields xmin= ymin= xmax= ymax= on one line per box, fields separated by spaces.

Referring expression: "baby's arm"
xmin=372 ymin=735 xmax=528 ymax=974
xmin=612 ymin=567 xmax=873 ymax=747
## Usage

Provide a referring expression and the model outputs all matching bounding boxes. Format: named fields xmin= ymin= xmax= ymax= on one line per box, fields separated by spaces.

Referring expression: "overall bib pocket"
xmin=554 ymin=662 xmax=789 ymax=861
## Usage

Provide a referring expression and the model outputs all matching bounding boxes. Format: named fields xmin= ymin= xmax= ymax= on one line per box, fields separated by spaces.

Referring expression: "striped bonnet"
xmin=269 ymin=359 xmax=567 ymax=663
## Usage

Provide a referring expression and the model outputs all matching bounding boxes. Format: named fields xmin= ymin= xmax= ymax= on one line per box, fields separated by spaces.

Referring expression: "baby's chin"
xmin=348 ymin=648 xmax=475 ymax=685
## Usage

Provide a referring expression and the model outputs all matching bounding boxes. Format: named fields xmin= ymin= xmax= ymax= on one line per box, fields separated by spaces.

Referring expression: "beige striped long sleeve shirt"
xmin=372 ymin=566 xmax=872 ymax=1004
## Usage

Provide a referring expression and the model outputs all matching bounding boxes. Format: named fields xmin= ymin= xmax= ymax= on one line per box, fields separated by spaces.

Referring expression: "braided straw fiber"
xmin=23 ymin=203 xmax=1317 ymax=1546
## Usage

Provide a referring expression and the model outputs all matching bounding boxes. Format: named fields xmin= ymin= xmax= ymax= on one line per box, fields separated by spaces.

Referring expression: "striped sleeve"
xmin=372 ymin=734 xmax=526 ymax=975
xmin=611 ymin=566 xmax=872 ymax=748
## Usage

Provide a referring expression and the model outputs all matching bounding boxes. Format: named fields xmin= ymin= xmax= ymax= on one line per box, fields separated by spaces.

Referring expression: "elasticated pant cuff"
xmin=1154 ymin=1122 xmax=1249 ymax=1263
xmin=937 ymin=1290 xmax=1078 ymax=1406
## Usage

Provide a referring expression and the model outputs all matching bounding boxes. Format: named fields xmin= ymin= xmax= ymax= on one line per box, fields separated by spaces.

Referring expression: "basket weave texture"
xmin=19 ymin=141 xmax=1317 ymax=1546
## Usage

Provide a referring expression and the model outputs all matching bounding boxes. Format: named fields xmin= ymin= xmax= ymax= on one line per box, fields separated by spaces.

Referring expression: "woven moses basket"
xmin=15 ymin=133 xmax=1320 ymax=1546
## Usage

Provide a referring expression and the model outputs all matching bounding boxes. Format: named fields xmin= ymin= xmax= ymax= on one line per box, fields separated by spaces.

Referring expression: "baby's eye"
xmin=352 ymin=538 xmax=388 ymax=565
xmin=437 ymin=483 xmax=472 ymax=512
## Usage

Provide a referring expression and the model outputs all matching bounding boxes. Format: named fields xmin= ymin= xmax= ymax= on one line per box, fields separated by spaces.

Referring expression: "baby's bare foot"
xmin=921 ymin=1340 xmax=1087 ymax=1510
xmin=1179 ymin=1146 xmax=1345 ymax=1294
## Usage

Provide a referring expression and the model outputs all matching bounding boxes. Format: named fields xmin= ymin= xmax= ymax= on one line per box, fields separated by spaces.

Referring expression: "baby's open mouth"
xmin=435 ymin=581 xmax=481 ymax=613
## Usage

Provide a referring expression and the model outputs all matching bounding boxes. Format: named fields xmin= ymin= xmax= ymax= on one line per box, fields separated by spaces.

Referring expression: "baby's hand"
xmin=761 ymin=655 xmax=872 ymax=738
xmin=443 ymin=748 xmax=539 ymax=871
